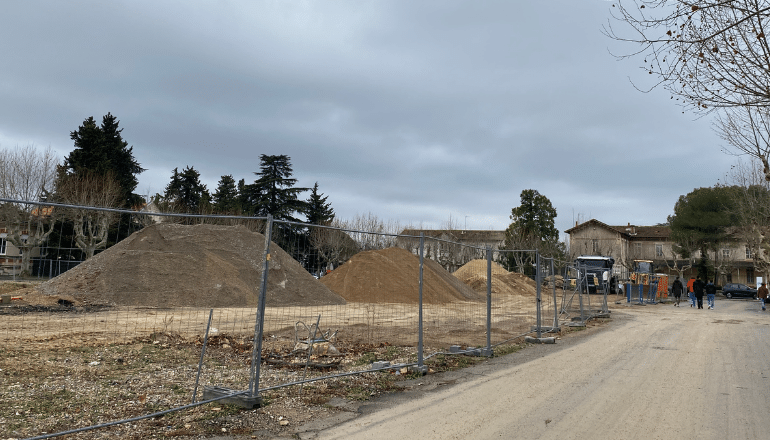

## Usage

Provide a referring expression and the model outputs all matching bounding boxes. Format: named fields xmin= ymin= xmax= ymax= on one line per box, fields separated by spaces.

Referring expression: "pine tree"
xmin=212 ymin=174 xmax=240 ymax=214
xmin=502 ymin=189 xmax=560 ymax=273
xmin=241 ymin=155 xmax=309 ymax=263
xmin=163 ymin=166 xmax=209 ymax=213
xmin=306 ymin=182 xmax=335 ymax=225
xmin=305 ymin=182 xmax=336 ymax=274
xmin=66 ymin=113 xmax=145 ymax=208
xmin=245 ymin=155 xmax=308 ymax=221
xmin=49 ymin=113 xmax=145 ymax=261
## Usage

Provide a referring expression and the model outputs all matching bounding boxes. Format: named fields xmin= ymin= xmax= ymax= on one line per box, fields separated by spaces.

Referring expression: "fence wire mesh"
xmin=0 ymin=199 xmax=593 ymax=438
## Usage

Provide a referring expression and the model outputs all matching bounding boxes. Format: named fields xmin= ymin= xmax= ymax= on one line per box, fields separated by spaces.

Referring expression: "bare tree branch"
xmin=605 ymin=1 xmax=770 ymax=111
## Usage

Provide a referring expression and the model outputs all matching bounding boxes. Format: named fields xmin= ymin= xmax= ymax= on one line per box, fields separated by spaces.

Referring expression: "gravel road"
xmin=305 ymin=298 xmax=770 ymax=440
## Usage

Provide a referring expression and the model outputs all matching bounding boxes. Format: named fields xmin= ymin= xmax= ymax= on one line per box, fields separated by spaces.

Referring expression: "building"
xmin=565 ymin=219 xmax=757 ymax=286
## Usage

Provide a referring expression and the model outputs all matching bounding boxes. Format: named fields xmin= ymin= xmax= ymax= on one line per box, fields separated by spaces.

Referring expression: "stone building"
xmin=566 ymin=219 xmax=757 ymax=286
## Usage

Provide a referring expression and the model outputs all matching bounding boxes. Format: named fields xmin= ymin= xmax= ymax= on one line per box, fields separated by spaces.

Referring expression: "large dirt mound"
xmin=320 ymin=247 xmax=483 ymax=304
xmin=36 ymin=223 xmax=346 ymax=308
xmin=453 ymin=259 xmax=537 ymax=296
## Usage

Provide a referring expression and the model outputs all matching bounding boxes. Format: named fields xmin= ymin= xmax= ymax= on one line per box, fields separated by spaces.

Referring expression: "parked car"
xmin=721 ymin=283 xmax=757 ymax=299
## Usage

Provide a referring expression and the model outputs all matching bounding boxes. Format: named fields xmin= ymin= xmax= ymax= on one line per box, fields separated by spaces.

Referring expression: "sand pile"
xmin=319 ymin=247 xmax=482 ymax=304
xmin=453 ymin=259 xmax=537 ymax=296
xmin=36 ymin=223 xmax=346 ymax=308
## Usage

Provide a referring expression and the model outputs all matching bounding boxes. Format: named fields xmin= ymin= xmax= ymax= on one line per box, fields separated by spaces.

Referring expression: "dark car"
xmin=721 ymin=283 xmax=757 ymax=299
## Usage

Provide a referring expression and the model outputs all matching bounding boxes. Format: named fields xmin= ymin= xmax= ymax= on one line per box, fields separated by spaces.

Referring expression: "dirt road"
xmin=308 ymin=298 xmax=770 ymax=440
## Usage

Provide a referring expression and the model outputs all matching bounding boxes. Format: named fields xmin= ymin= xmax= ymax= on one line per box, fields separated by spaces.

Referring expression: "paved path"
xmin=309 ymin=298 xmax=770 ymax=439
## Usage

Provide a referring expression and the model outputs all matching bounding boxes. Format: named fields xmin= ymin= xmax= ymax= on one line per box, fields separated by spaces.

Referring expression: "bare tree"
xmin=713 ymin=246 xmax=738 ymax=285
xmin=726 ymin=160 xmax=770 ymax=280
xmin=0 ymin=144 xmax=59 ymax=275
xmin=56 ymin=170 xmax=122 ymax=259
xmin=605 ymin=1 xmax=770 ymax=112
xmin=308 ymin=220 xmax=359 ymax=272
xmin=435 ymin=215 xmax=464 ymax=272
xmin=715 ymin=105 xmax=770 ymax=181
xmin=662 ymin=239 xmax=696 ymax=280
xmin=340 ymin=212 xmax=401 ymax=251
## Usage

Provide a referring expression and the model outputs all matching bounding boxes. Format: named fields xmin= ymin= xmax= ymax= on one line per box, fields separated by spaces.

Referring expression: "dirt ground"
xmin=0 ymin=281 xmax=554 ymax=440
xmin=310 ymin=298 xmax=770 ymax=440
xmin=0 ymin=310 xmax=600 ymax=440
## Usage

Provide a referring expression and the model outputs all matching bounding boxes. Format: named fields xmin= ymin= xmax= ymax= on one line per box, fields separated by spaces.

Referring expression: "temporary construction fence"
xmin=0 ymin=199 xmax=609 ymax=438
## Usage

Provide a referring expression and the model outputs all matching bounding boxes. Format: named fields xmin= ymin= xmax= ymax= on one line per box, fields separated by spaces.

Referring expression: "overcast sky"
xmin=0 ymin=1 xmax=738 ymax=241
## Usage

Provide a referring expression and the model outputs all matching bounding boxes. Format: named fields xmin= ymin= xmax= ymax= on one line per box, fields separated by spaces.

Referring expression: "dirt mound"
xmin=320 ymin=247 xmax=483 ymax=304
xmin=453 ymin=259 xmax=537 ymax=296
xmin=35 ymin=223 xmax=346 ymax=308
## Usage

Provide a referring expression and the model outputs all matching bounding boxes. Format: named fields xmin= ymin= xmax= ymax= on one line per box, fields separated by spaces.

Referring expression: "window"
xmin=722 ymin=249 xmax=731 ymax=260
xmin=746 ymin=246 xmax=753 ymax=260
xmin=0 ymin=238 xmax=5 ymax=256
xmin=592 ymin=239 xmax=599 ymax=254
xmin=634 ymin=243 xmax=642 ymax=256
xmin=747 ymin=268 xmax=755 ymax=285
xmin=655 ymin=244 xmax=663 ymax=257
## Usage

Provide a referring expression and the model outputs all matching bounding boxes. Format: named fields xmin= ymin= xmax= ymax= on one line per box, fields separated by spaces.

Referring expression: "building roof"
xmin=565 ymin=219 xmax=670 ymax=239
xmin=399 ymin=229 xmax=505 ymax=242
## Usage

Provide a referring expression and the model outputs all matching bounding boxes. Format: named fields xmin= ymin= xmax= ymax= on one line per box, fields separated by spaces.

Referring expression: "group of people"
xmin=671 ymin=276 xmax=769 ymax=311
xmin=670 ymin=276 xmax=716 ymax=309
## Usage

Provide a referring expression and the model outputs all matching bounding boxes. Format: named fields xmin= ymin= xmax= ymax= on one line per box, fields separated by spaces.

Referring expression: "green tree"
xmin=244 ymin=155 xmax=309 ymax=221
xmin=49 ymin=113 xmax=144 ymax=262
xmin=305 ymin=182 xmax=335 ymax=225
xmin=65 ymin=113 xmax=145 ymax=208
xmin=241 ymin=155 xmax=309 ymax=263
xmin=509 ymin=189 xmax=558 ymax=244
xmin=668 ymin=186 xmax=739 ymax=279
xmin=305 ymin=182 xmax=336 ymax=274
xmin=163 ymin=166 xmax=210 ymax=213
xmin=212 ymin=174 xmax=240 ymax=214
xmin=502 ymin=189 xmax=560 ymax=274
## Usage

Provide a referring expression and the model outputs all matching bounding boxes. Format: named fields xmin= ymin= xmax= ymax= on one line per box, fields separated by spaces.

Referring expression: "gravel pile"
xmin=320 ymin=247 xmax=483 ymax=304
xmin=453 ymin=259 xmax=537 ymax=296
xmin=34 ymin=223 xmax=346 ymax=308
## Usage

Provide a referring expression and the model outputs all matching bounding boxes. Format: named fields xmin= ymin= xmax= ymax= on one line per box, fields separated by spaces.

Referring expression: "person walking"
xmin=759 ymin=282 xmax=768 ymax=312
xmin=693 ymin=276 xmax=706 ymax=309
xmin=672 ymin=276 xmax=684 ymax=307
xmin=705 ymin=279 xmax=717 ymax=309
xmin=687 ymin=277 xmax=696 ymax=307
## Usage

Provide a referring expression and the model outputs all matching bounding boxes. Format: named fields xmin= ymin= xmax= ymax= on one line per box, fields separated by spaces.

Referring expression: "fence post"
xmin=203 ymin=215 xmax=270 ymax=408
xmin=411 ymin=232 xmax=428 ymax=374
xmin=249 ymin=215 xmax=272 ymax=400
xmin=578 ymin=263 xmax=586 ymax=322
xmin=239 ymin=215 xmax=273 ymax=407
xmin=536 ymin=250 xmax=542 ymax=338
xmin=551 ymin=258 xmax=559 ymax=331
xmin=481 ymin=246 xmax=493 ymax=357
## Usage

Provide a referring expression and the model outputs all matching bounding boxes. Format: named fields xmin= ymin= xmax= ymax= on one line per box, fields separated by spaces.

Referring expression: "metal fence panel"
xmin=0 ymin=198 xmax=598 ymax=438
